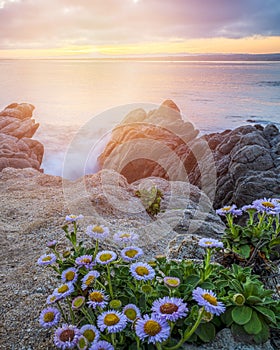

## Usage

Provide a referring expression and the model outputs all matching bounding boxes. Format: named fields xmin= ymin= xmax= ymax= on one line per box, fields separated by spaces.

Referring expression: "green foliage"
xmin=135 ymin=186 xmax=163 ymax=217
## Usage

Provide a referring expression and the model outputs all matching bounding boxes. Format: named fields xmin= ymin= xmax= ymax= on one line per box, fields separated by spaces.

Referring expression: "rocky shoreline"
xmin=0 ymin=101 xmax=279 ymax=349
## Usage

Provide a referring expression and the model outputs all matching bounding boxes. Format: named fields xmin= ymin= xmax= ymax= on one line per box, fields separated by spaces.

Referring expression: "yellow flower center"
xmin=222 ymin=206 xmax=231 ymax=211
xmin=202 ymin=293 xmax=217 ymax=306
xmin=135 ymin=266 xmax=149 ymax=276
xmin=205 ymin=241 xmax=213 ymax=245
xmin=144 ymin=320 xmax=162 ymax=336
xmin=42 ymin=256 xmax=52 ymax=262
xmin=49 ymin=295 xmax=57 ymax=303
xmin=92 ymin=225 xmax=104 ymax=233
xmin=89 ymin=291 xmax=104 ymax=303
xmin=120 ymin=233 xmax=131 ymax=238
xmin=125 ymin=249 xmax=138 ymax=258
xmin=65 ymin=271 xmax=75 ymax=281
xmin=73 ymin=297 xmax=84 ymax=308
xmin=81 ymin=258 xmax=91 ymax=264
xmin=60 ymin=329 xmax=75 ymax=342
xmin=262 ymin=201 xmax=275 ymax=208
xmin=58 ymin=285 xmax=69 ymax=293
xmin=100 ymin=253 xmax=112 ymax=262
xmin=83 ymin=329 xmax=96 ymax=342
xmin=78 ymin=337 xmax=87 ymax=348
xmin=69 ymin=215 xmax=77 ymax=219
xmin=43 ymin=311 xmax=55 ymax=322
xmin=85 ymin=275 xmax=95 ymax=286
xmin=160 ymin=302 xmax=179 ymax=314
xmin=124 ymin=308 xmax=137 ymax=320
xmin=104 ymin=313 xmax=120 ymax=326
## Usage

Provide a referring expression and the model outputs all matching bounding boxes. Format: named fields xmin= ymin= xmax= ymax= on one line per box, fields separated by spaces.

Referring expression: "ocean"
xmin=0 ymin=59 xmax=279 ymax=178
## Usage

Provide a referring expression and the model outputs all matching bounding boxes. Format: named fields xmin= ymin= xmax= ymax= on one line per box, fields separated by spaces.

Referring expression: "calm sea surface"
xmin=0 ymin=59 xmax=279 ymax=177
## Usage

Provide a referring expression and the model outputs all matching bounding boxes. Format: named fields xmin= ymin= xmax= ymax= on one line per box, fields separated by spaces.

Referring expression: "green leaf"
xmin=231 ymin=306 xmax=252 ymax=325
xmin=269 ymin=237 xmax=280 ymax=248
xmin=185 ymin=275 xmax=200 ymax=287
xmin=233 ymin=245 xmax=251 ymax=258
xmin=200 ymin=282 xmax=215 ymax=290
xmin=244 ymin=311 xmax=262 ymax=335
xmin=228 ymin=280 xmax=243 ymax=294
xmin=246 ymin=296 xmax=263 ymax=305
xmin=221 ymin=308 xmax=234 ymax=327
xmin=195 ymin=322 xmax=216 ymax=342
xmin=253 ymin=321 xmax=270 ymax=344
xmin=253 ymin=306 xmax=277 ymax=325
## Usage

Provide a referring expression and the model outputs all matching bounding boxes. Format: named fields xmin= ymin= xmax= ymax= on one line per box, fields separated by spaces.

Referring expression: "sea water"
xmin=0 ymin=59 xmax=279 ymax=178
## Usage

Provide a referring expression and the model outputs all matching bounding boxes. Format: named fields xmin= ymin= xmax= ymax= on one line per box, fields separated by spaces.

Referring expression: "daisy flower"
xmin=54 ymin=324 xmax=80 ymax=349
xmin=46 ymin=293 xmax=61 ymax=305
xmin=216 ymin=205 xmax=242 ymax=217
xmin=65 ymin=214 xmax=84 ymax=222
xmin=86 ymin=225 xmax=110 ymax=241
xmin=123 ymin=304 xmax=141 ymax=322
xmin=113 ymin=231 xmax=139 ymax=245
xmin=252 ymin=198 xmax=280 ymax=213
xmin=81 ymin=270 xmax=100 ymax=290
xmin=151 ymin=296 xmax=188 ymax=322
xmin=135 ymin=314 xmax=170 ymax=344
xmin=53 ymin=282 xmax=74 ymax=299
xmin=75 ymin=255 xmax=95 ymax=269
xmin=120 ymin=246 xmax=143 ymax=262
xmin=37 ymin=253 xmax=56 ymax=266
xmin=89 ymin=340 xmax=114 ymax=350
xmin=61 ymin=267 xmax=79 ymax=284
xmin=46 ymin=240 xmax=58 ymax=249
xmin=87 ymin=290 xmax=109 ymax=310
xmin=130 ymin=262 xmax=155 ymax=281
xmin=95 ymin=250 xmax=117 ymax=265
xmin=192 ymin=287 xmax=226 ymax=316
xmin=39 ymin=307 xmax=60 ymax=328
xmin=80 ymin=324 xmax=100 ymax=344
xmin=198 ymin=238 xmax=224 ymax=249
xmin=97 ymin=310 xmax=127 ymax=333
xmin=163 ymin=276 xmax=180 ymax=289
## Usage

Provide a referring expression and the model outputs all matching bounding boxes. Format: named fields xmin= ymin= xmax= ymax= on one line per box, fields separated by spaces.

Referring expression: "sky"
xmin=0 ymin=0 xmax=280 ymax=58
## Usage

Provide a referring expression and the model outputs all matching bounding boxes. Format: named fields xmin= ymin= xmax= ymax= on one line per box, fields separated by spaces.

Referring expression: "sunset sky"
xmin=0 ymin=0 xmax=280 ymax=58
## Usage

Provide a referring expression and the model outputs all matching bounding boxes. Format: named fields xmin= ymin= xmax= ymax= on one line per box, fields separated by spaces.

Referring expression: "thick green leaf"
xmin=221 ymin=308 xmax=234 ymax=327
xmin=253 ymin=321 xmax=270 ymax=344
xmin=233 ymin=245 xmax=251 ymax=258
xmin=185 ymin=275 xmax=200 ymax=286
xmin=269 ymin=237 xmax=280 ymax=248
xmin=195 ymin=322 xmax=216 ymax=342
xmin=232 ymin=306 xmax=252 ymax=325
xmin=244 ymin=311 xmax=262 ymax=335
xmin=200 ymin=282 xmax=215 ymax=290
xmin=253 ymin=306 xmax=277 ymax=325
xmin=246 ymin=296 xmax=263 ymax=305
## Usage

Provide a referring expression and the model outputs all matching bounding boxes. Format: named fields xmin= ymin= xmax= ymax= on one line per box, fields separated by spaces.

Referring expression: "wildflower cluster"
xmin=216 ymin=198 xmax=280 ymax=273
xmin=37 ymin=214 xmax=280 ymax=349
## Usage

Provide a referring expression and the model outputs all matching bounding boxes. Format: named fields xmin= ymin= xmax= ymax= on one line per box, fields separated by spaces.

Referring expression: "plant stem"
xmin=93 ymin=239 xmax=99 ymax=260
xmin=56 ymin=301 xmax=68 ymax=323
xmin=81 ymin=307 xmax=95 ymax=323
xmin=107 ymin=264 xmax=114 ymax=299
xmin=163 ymin=307 xmax=204 ymax=350
xmin=156 ymin=343 xmax=162 ymax=350
xmin=66 ymin=298 xmax=75 ymax=324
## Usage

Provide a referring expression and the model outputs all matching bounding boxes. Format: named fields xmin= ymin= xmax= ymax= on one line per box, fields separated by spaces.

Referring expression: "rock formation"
xmin=0 ymin=103 xmax=44 ymax=171
xmin=99 ymin=100 xmax=280 ymax=208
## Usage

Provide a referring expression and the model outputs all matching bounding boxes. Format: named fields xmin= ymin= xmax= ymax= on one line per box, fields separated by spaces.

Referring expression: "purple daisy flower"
xmin=97 ymin=310 xmax=127 ymax=334
xmin=77 ymin=335 xmax=88 ymax=350
xmin=65 ymin=214 xmax=84 ymax=223
xmin=151 ymin=296 xmax=188 ymax=322
xmin=53 ymin=282 xmax=74 ymax=299
xmin=192 ymin=287 xmax=226 ymax=316
xmin=216 ymin=205 xmax=242 ymax=217
xmin=253 ymin=198 xmax=280 ymax=213
xmin=46 ymin=293 xmax=61 ymax=305
xmin=130 ymin=262 xmax=155 ymax=281
xmin=81 ymin=270 xmax=100 ymax=290
xmin=54 ymin=324 xmax=81 ymax=349
xmin=87 ymin=290 xmax=109 ymax=310
xmin=86 ymin=224 xmax=110 ymax=241
xmin=163 ymin=276 xmax=180 ymax=289
xmin=61 ymin=267 xmax=79 ymax=284
xmin=39 ymin=307 xmax=60 ymax=328
xmin=113 ymin=231 xmax=139 ymax=245
xmin=135 ymin=314 xmax=170 ymax=344
xmin=95 ymin=250 xmax=117 ymax=265
xmin=37 ymin=253 xmax=56 ymax=266
xmin=75 ymin=255 xmax=95 ymax=269
xmin=242 ymin=204 xmax=257 ymax=212
xmin=46 ymin=240 xmax=58 ymax=249
xmin=123 ymin=304 xmax=141 ymax=322
xmin=80 ymin=324 xmax=100 ymax=344
xmin=120 ymin=246 xmax=144 ymax=262
xmin=89 ymin=340 xmax=114 ymax=350
xmin=198 ymin=238 xmax=224 ymax=249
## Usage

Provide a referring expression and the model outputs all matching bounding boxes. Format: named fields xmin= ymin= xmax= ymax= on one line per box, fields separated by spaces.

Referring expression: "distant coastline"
xmin=1 ymin=53 xmax=280 ymax=61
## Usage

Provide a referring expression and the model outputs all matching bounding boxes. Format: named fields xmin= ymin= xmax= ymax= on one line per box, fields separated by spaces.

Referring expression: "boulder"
xmin=0 ymin=103 xmax=44 ymax=172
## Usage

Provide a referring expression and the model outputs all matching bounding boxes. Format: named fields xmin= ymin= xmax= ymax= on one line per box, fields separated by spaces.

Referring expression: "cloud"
xmin=0 ymin=0 xmax=279 ymax=50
